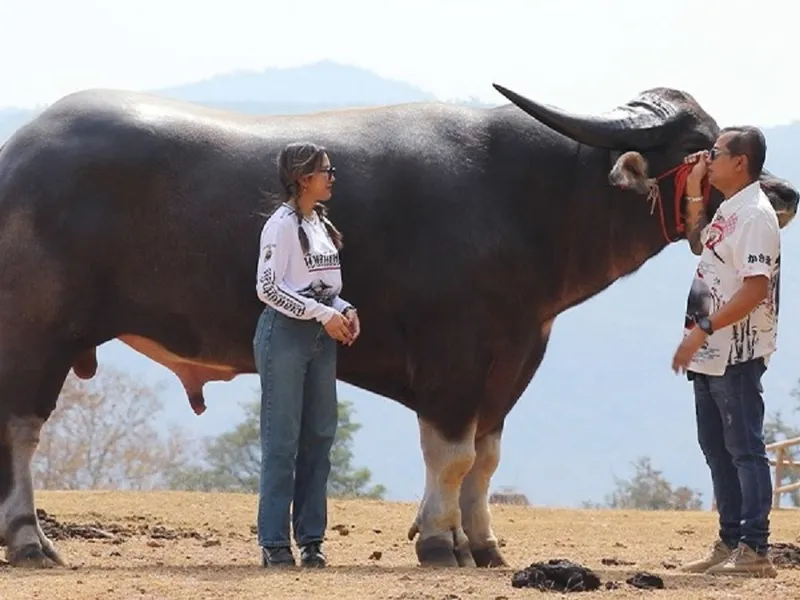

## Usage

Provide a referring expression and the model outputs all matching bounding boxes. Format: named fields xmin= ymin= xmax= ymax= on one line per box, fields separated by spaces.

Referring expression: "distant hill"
xmin=154 ymin=60 xmax=438 ymax=105
xmin=0 ymin=107 xmax=41 ymax=144
xmin=2 ymin=61 xmax=800 ymax=509
xmin=0 ymin=60 xmax=490 ymax=140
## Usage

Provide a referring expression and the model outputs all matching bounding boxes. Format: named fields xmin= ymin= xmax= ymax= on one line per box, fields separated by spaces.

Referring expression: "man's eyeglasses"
xmin=709 ymin=147 xmax=729 ymax=161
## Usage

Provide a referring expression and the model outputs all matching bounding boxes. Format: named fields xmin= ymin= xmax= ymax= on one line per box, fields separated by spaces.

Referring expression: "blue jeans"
xmin=253 ymin=306 xmax=338 ymax=549
xmin=691 ymin=358 xmax=772 ymax=555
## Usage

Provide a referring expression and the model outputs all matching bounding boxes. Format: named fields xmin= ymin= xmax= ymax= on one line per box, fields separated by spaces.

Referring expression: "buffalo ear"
xmin=608 ymin=151 xmax=653 ymax=195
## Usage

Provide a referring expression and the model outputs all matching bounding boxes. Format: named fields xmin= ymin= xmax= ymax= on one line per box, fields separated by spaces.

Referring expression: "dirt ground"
xmin=2 ymin=491 xmax=800 ymax=599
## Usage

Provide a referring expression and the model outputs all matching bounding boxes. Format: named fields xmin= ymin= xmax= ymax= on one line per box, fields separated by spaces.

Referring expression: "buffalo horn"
xmin=492 ymin=83 xmax=689 ymax=151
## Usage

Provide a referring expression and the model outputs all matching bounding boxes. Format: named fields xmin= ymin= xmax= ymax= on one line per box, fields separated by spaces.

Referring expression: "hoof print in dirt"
xmin=769 ymin=542 xmax=800 ymax=568
xmin=626 ymin=572 xmax=664 ymax=590
xmin=511 ymin=559 xmax=601 ymax=592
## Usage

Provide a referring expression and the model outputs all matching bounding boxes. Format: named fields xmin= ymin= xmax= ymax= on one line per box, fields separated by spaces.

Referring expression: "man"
xmin=672 ymin=126 xmax=780 ymax=578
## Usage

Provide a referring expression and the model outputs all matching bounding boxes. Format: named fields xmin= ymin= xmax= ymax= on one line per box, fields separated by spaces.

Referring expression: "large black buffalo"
xmin=0 ymin=83 xmax=796 ymax=569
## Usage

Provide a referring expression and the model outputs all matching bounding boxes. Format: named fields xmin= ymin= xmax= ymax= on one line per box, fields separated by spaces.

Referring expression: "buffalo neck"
xmin=490 ymin=110 xmax=673 ymax=322
xmin=549 ymin=144 xmax=671 ymax=319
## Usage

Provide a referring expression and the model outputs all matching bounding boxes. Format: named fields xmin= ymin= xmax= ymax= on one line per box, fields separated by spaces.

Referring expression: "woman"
xmin=253 ymin=141 xmax=360 ymax=568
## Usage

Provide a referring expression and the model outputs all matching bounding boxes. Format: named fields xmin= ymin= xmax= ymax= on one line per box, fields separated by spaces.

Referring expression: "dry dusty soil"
xmin=3 ymin=491 xmax=800 ymax=599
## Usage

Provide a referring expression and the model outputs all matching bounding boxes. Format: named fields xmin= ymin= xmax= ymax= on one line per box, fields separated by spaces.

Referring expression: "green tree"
xmin=166 ymin=401 xmax=260 ymax=492
xmin=168 ymin=396 xmax=386 ymax=499
xmin=328 ymin=399 xmax=386 ymax=498
xmin=584 ymin=456 xmax=703 ymax=510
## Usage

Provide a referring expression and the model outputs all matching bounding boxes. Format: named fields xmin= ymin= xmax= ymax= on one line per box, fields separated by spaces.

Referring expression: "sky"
xmin=2 ymin=0 xmax=797 ymax=128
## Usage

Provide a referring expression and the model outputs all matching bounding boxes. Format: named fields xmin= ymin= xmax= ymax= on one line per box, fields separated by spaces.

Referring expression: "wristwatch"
xmin=696 ymin=316 xmax=714 ymax=335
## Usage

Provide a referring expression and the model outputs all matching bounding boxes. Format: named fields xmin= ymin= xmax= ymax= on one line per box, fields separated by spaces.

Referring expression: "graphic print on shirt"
xmin=728 ymin=251 xmax=781 ymax=364
xmin=298 ymin=250 xmax=341 ymax=304
xmin=298 ymin=279 xmax=336 ymax=305
xmin=703 ymin=212 xmax=738 ymax=263
xmin=729 ymin=313 xmax=757 ymax=364
xmin=304 ymin=251 xmax=341 ymax=273
xmin=683 ymin=264 xmax=724 ymax=364
xmin=770 ymin=254 xmax=781 ymax=322
xmin=684 ymin=275 xmax=712 ymax=329
xmin=257 ymin=261 xmax=309 ymax=318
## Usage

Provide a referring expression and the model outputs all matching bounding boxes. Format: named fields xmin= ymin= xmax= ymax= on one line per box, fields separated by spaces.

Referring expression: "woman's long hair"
xmin=276 ymin=142 xmax=343 ymax=254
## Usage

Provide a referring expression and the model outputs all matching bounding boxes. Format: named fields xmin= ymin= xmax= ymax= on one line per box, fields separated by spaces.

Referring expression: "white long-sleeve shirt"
xmin=256 ymin=203 xmax=353 ymax=324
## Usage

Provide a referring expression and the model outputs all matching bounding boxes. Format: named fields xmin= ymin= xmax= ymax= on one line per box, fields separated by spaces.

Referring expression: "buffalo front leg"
xmin=0 ymin=415 xmax=63 ymax=567
xmin=407 ymin=417 xmax=477 ymax=567
xmin=459 ymin=427 xmax=507 ymax=567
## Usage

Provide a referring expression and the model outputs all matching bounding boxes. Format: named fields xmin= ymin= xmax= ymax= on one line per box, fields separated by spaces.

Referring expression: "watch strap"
xmin=697 ymin=317 xmax=713 ymax=335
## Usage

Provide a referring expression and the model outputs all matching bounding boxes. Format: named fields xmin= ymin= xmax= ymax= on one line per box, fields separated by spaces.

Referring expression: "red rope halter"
xmin=649 ymin=162 xmax=712 ymax=243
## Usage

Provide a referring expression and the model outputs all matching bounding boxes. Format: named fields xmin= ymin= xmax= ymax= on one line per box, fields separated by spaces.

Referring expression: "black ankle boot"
xmin=300 ymin=542 xmax=326 ymax=568
xmin=261 ymin=546 xmax=295 ymax=567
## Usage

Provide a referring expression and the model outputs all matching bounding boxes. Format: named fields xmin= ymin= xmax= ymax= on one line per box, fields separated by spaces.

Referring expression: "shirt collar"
xmin=718 ymin=181 xmax=760 ymax=215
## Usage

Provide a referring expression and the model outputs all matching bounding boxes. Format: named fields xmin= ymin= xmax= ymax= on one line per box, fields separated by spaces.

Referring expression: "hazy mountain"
xmin=154 ymin=60 xmax=438 ymax=106
xmin=2 ymin=61 xmax=800 ymax=509
xmin=0 ymin=108 xmax=38 ymax=144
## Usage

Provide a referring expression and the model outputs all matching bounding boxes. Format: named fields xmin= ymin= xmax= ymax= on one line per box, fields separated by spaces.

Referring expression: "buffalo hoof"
xmin=7 ymin=543 xmax=59 ymax=568
xmin=415 ymin=535 xmax=476 ymax=568
xmin=471 ymin=543 xmax=508 ymax=568
xmin=39 ymin=537 xmax=65 ymax=567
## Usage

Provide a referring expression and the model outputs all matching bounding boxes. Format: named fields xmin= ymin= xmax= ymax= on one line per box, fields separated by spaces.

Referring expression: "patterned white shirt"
xmin=683 ymin=181 xmax=781 ymax=376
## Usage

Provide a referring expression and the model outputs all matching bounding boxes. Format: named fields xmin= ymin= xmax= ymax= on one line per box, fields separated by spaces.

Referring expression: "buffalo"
xmin=0 ymin=82 xmax=796 ymax=569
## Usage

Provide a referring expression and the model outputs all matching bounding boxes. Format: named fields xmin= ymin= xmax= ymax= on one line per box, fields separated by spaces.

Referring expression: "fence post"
xmin=773 ymin=447 xmax=784 ymax=509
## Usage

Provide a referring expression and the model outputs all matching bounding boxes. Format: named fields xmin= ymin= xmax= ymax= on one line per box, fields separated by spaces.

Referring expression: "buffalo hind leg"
xmin=459 ymin=426 xmax=506 ymax=567
xmin=408 ymin=417 xmax=477 ymax=568
xmin=0 ymin=415 xmax=63 ymax=567
xmin=0 ymin=337 xmax=72 ymax=568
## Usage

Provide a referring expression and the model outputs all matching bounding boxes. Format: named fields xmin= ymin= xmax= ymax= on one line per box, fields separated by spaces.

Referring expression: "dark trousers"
xmin=691 ymin=358 xmax=772 ymax=554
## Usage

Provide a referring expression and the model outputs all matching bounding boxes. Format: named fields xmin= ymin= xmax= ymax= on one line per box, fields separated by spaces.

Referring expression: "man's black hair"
xmin=720 ymin=125 xmax=767 ymax=181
